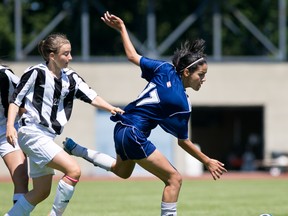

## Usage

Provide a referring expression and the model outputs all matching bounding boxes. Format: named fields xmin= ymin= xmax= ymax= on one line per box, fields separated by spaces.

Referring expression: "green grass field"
xmin=1 ymin=175 xmax=287 ymax=216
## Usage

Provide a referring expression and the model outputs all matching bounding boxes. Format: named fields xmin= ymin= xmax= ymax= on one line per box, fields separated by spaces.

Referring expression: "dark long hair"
xmin=172 ymin=39 xmax=207 ymax=75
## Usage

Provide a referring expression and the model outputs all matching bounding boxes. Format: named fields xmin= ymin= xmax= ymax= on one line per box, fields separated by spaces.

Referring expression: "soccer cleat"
xmin=63 ymin=137 xmax=77 ymax=155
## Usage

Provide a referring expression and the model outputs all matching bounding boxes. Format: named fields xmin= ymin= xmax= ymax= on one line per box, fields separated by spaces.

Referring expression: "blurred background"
xmin=0 ymin=0 xmax=287 ymax=178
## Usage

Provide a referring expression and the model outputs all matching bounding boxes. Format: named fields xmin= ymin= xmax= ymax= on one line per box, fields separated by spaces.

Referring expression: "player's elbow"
xmin=177 ymin=139 xmax=185 ymax=146
xmin=178 ymin=139 xmax=190 ymax=148
xmin=126 ymin=53 xmax=141 ymax=66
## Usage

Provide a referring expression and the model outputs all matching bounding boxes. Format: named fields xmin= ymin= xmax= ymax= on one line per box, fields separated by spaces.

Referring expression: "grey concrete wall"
xmin=0 ymin=61 xmax=287 ymax=177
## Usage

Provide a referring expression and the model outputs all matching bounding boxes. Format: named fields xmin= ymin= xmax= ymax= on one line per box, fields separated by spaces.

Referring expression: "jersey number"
xmin=136 ymin=82 xmax=160 ymax=106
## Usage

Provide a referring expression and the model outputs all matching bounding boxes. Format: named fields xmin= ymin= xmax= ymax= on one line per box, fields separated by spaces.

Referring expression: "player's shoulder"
xmin=0 ymin=65 xmax=8 ymax=77
xmin=0 ymin=65 xmax=8 ymax=72
xmin=62 ymin=67 xmax=80 ymax=78
xmin=0 ymin=65 xmax=17 ymax=81
xmin=0 ymin=65 xmax=13 ymax=75
xmin=24 ymin=63 xmax=47 ymax=73
xmin=141 ymin=57 xmax=174 ymax=75
xmin=62 ymin=68 xmax=86 ymax=83
xmin=62 ymin=67 xmax=75 ymax=74
xmin=141 ymin=56 xmax=170 ymax=67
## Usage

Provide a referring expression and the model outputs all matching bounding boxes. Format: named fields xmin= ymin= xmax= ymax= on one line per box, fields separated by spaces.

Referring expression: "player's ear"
xmin=49 ymin=52 xmax=55 ymax=61
xmin=182 ymin=68 xmax=190 ymax=77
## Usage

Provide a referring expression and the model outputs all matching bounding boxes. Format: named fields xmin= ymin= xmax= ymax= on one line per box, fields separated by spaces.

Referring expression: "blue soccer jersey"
xmin=112 ymin=57 xmax=191 ymax=140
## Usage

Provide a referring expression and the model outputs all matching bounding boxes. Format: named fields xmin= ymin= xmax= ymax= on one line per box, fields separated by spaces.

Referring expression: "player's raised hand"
xmin=205 ymin=158 xmax=227 ymax=180
xmin=101 ymin=11 xmax=124 ymax=31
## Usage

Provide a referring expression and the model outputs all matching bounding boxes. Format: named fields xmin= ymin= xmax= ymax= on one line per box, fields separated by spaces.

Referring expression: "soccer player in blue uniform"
xmin=0 ymin=65 xmax=29 ymax=204
xmin=64 ymin=12 xmax=227 ymax=216
xmin=5 ymin=33 xmax=123 ymax=216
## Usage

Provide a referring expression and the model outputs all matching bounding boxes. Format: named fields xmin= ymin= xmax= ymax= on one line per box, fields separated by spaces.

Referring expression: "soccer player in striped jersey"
xmin=0 ymin=65 xmax=29 ymax=204
xmin=63 ymin=12 xmax=227 ymax=216
xmin=4 ymin=33 xmax=123 ymax=216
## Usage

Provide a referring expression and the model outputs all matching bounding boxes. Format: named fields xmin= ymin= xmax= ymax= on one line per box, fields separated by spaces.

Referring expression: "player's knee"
xmin=169 ymin=172 xmax=182 ymax=189
xmin=111 ymin=161 xmax=134 ymax=179
xmin=114 ymin=168 xmax=132 ymax=179
xmin=14 ymin=178 xmax=29 ymax=192
xmin=13 ymin=172 xmax=29 ymax=192
xmin=12 ymin=162 xmax=28 ymax=179
xmin=119 ymin=172 xmax=132 ymax=179
xmin=66 ymin=164 xmax=81 ymax=180
xmin=13 ymin=171 xmax=28 ymax=183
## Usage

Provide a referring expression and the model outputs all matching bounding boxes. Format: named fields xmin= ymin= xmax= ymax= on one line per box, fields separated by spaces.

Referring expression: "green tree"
xmin=0 ymin=0 xmax=284 ymax=60
xmin=0 ymin=2 xmax=14 ymax=60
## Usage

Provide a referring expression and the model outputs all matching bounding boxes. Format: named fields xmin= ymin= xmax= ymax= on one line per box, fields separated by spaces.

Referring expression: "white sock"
xmin=49 ymin=179 xmax=75 ymax=216
xmin=72 ymin=144 xmax=115 ymax=171
xmin=161 ymin=201 xmax=177 ymax=216
xmin=5 ymin=195 xmax=34 ymax=216
xmin=13 ymin=193 xmax=25 ymax=204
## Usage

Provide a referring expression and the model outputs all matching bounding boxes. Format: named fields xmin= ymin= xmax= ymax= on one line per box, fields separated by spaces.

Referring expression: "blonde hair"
xmin=38 ymin=33 xmax=70 ymax=63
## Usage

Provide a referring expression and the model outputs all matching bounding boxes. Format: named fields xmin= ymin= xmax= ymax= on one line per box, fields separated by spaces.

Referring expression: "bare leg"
xmin=136 ymin=149 xmax=181 ymax=216
xmin=25 ymin=174 xmax=53 ymax=206
xmin=47 ymin=150 xmax=81 ymax=186
xmin=136 ymin=149 xmax=182 ymax=203
xmin=3 ymin=150 xmax=29 ymax=203
xmin=110 ymin=155 xmax=136 ymax=179
xmin=111 ymin=149 xmax=180 ymax=216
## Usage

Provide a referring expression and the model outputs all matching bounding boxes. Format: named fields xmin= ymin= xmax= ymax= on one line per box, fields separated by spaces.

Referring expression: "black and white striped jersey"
xmin=0 ymin=65 xmax=20 ymax=137
xmin=11 ymin=63 xmax=97 ymax=135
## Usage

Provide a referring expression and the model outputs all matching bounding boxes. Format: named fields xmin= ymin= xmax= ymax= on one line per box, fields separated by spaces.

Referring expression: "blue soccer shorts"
xmin=113 ymin=123 xmax=156 ymax=161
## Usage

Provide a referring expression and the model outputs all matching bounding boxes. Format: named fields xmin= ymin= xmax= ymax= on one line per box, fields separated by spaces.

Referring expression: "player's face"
xmin=186 ymin=63 xmax=207 ymax=91
xmin=53 ymin=43 xmax=72 ymax=69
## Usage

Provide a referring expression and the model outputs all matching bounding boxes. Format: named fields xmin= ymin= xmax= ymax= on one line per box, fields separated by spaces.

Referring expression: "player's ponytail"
xmin=172 ymin=39 xmax=207 ymax=75
xmin=38 ymin=40 xmax=48 ymax=63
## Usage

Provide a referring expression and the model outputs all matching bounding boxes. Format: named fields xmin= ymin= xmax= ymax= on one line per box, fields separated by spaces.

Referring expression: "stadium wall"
xmin=0 ymin=61 xmax=287 ymax=177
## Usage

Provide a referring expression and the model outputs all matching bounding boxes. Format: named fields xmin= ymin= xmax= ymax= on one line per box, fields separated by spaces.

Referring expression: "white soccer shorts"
xmin=17 ymin=125 xmax=62 ymax=178
xmin=0 ymin=133 xmax=21 ymax=157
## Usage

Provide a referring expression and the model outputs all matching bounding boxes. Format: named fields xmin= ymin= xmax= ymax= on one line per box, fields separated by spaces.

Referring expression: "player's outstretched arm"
xmin=91 ymin=95 xmax=124 ymax=115
xmin=178 ymin=139 xmax=227 ymax=180
xmin=101 ymin=11 xmax=141 ymax=66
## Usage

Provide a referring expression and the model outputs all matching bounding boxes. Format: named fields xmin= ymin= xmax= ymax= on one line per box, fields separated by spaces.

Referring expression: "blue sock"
xmin=13 ymin=193 xmax=25 ymax=204
xmin=5 ymin=195 xmax=34 ymax=216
